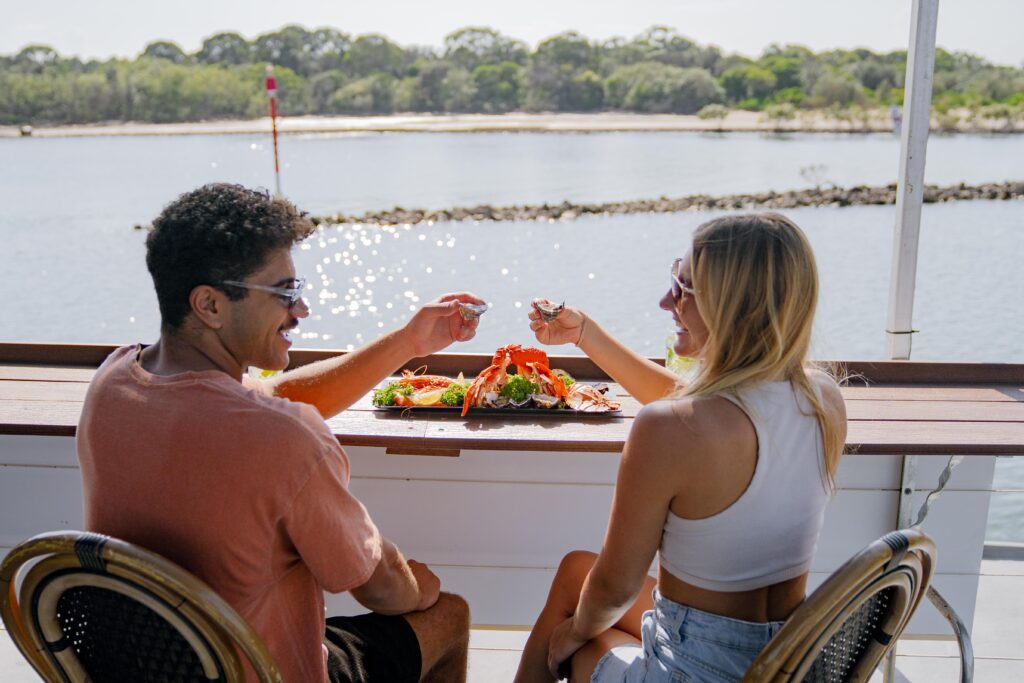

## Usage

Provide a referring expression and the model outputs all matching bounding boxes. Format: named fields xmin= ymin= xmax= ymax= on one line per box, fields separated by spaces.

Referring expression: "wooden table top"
xmin=2 ymin=344 xmax=1023 ymax=456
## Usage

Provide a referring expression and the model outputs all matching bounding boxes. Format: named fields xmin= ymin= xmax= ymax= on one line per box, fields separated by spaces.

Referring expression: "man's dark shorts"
xmin=324 ymin=613 xmax=422 ymax=683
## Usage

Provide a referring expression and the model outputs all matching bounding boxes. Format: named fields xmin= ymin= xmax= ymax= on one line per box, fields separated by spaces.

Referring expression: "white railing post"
xmin=885 ymin=4 xmax=940 ymax=680
xmin=886 ymin=0 xmax=940 ymax=360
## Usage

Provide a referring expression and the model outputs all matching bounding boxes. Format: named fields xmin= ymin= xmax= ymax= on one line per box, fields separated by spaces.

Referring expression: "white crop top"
xmin=658 ymin=380 xmax=832 ymax=592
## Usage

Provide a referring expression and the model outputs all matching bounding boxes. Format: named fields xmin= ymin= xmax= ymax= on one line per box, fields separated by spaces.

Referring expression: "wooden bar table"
xmin=1 ymin=343 xmax=1022 ymax=638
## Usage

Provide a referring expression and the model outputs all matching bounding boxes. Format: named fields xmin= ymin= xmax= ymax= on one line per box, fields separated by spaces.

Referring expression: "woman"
xmin=514 ymin=213 xmax=847 ymax=683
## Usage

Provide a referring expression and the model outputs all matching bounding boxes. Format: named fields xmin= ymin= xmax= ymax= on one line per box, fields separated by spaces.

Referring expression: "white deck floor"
xmin=3 ymin=558 xmax=1020 ymax=682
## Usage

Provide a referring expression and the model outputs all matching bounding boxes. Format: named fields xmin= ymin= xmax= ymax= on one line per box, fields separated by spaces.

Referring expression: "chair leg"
xmin=882 ymin=649 xmax=897 ymax=683
xmin=926 ymin=586 xmax=974 ymax=683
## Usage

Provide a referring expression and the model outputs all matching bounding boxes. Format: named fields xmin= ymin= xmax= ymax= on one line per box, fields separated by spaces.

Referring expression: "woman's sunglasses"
xmin=670 ymin=258 xmax=695 ymax=303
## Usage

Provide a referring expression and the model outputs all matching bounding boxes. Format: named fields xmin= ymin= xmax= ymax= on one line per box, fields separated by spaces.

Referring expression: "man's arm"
xmin=349 ymin=538 xmax=440 ymax=615
xmin=264 ymin=292 xmax=483 ymax=417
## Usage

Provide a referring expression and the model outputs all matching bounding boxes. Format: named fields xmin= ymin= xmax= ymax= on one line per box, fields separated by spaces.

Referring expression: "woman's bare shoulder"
xmin=633 ymin=395 xmax=752 ymax=456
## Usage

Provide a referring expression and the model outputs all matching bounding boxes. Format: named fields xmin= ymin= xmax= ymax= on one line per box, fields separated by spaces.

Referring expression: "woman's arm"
xmin=529 ymin=304 xmax=681 ymax=404
xmin=547 ymin=403 xmax=689 ymax=674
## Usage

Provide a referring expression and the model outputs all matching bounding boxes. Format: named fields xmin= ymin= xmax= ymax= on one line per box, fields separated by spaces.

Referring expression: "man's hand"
xmin=528 ymin=299 xmax=587 ymax=347
xmin=547 ymin=615 xmax=587 ymax=679
xmin=402 ymin=292 xmax=485 ymax=357
xmin=408 ymin=559 xmax=441 ymax=611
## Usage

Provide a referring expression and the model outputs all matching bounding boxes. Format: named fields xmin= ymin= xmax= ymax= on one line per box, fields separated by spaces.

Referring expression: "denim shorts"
xmin=590 ymin=590 xmax=784 ymax=683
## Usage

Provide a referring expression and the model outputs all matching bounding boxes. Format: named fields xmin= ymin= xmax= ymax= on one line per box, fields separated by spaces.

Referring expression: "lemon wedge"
xmin=409 ymin=388 xmax=447 ymax=406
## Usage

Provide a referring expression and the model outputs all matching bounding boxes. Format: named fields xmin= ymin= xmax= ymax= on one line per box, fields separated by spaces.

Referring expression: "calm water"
xmin=1 ymin=131 xmax=1021 ymax=541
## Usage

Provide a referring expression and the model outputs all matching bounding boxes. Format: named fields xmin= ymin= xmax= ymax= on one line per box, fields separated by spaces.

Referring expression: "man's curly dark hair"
xmin=146 ymin=183 xmax=315 ymax=331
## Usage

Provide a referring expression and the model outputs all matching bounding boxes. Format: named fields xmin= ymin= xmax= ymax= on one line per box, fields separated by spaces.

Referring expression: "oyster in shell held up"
xmin=458 ymin=302 xmax=490 ymax=320
xmin=533 ymin=299 xmax=565 ymax=323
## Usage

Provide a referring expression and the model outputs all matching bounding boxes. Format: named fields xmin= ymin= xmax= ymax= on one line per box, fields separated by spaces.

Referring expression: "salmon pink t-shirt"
xmin=76 ymin=345 xmax=382 ymax=683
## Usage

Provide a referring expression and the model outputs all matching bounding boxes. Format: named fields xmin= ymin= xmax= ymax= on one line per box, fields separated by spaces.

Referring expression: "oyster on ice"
xmin=531 ymin=394 xmax=560 ymax=409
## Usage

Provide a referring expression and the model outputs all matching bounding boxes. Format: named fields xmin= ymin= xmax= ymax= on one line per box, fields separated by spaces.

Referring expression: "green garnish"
xmin=440 ymin=383 xmax=467 ymax=406
xmin=372 ymin=382 xmax=413 ymax=406
xmin=500 ymin=375 xmax=539 ymax=402
xmin=553 ymin=369 xmax=575 ymax=388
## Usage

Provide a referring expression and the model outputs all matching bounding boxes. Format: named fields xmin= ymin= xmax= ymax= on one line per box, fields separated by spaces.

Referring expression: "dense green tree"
xmin=811 ymin=70 xmax=865 ymax=107
xmin=471 ymin=62 xmax=521 ymax=112
xmin=533 ymin=32 xmax=594 ymax=71
xmin=307 ymin=69 xmax=348 ymax=111
xmin=758 ymin=54 xmax=803 ymax=90
xmin=196 ymin=32 xmax=251 ymax=65
xmin=444 ymin=27 xmax=528 ymax=70
xmin=306 ymin=28 xmax=351 ymax=72
xmin=630 ymin=26 xmax=704 ymax=69
xmin=395 ymin=60 xmax=449 ymax=111
xmin=607 ymin=62 xmax=724 ymax=113
xmin=331 ymin=73 xmax=395 ymax=113
xmin=441 ymin=67 xmax=476 ymax=111
xmin=141 ymin=41 xmax=188 ymax=64
xmin=567 ymin=70 xmax=604 ymax=110
xmin=254 ymin=25 xmax=315 ymax=75
xmin=13 ymin=45 xmax=59 ymax=74
xmin=720 ymin=65 xmax=777 ymax=101
xmin=342 ymin=34 xmax=404 ymax=78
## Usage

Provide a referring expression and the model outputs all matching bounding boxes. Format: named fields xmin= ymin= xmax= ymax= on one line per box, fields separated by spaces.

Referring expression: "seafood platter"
xmin=372 ymin=344 xmax=621 ymax=416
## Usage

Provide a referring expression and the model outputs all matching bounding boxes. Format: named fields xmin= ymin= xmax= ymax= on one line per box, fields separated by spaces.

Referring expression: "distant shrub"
xmin=762 ymin=102 xmax=796 ymax=128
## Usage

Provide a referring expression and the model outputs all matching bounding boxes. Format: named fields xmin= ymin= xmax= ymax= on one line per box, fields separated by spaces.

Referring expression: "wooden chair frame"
xmin=1 ymin=530 xmax=281 ymax=682
xmin=742 ymin=529 xmax=935 ymax=682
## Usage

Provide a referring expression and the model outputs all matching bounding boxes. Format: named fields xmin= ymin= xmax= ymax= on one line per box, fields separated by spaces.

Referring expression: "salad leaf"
xmin=372 ymin=382 xmax=414 ymax=406
xmin=500 ymin=375 xmax=539 ymax=402
xmin=440 ymin=383 xmax=467 ymax=406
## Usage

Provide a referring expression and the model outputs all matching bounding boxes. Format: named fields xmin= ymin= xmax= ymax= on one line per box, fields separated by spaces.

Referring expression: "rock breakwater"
xmin=311 ymin=181 xmax=1024 ymax=226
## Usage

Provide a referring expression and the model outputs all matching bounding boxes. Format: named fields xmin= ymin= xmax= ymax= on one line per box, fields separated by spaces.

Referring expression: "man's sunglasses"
xmin=220 ymin=278 xmax=307 ymax=309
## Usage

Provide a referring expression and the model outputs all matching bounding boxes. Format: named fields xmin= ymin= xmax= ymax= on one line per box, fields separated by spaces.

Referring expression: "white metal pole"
xmin=885 ymin=6 xmax=940 ymax=679
xmin=886 ymin=0 xmax=939 ymax=360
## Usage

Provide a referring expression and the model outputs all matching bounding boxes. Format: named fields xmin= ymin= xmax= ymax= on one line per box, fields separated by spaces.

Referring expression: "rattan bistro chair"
xmin=1 ymin=531 xmax=281 ymax=682
xmin=742 ymin=528 xmax=940 ymax=683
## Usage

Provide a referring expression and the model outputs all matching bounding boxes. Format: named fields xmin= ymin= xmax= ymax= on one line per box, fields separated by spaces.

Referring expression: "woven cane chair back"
xmin=1 ymin=531 xmax=281 ymax=683
xmin=742 ymin=529 xmax=935 ymax=682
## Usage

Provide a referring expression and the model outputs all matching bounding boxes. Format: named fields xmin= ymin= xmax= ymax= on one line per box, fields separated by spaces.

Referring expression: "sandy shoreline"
xmin=2 ymin=111 xmax=1016 ymax=139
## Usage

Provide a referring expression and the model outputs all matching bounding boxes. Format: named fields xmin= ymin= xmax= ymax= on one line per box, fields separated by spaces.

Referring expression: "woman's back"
xmin=655 ymin=374 xmax=839 ymax=622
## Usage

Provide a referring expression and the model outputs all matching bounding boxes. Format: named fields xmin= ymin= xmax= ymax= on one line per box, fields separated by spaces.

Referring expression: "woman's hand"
xmin=529 ymin=299 xmax=587 ymax=346
xmin=547 ymin=616 xmax=587 ymax=679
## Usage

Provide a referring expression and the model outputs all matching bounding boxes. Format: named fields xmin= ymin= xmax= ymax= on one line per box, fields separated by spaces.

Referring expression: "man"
xmin=77 ymin=183 xmax=482 ymax=682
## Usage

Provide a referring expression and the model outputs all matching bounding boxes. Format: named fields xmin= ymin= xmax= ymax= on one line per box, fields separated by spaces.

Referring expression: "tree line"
xmin=2 ymin=25 xmax=1022 ymax=125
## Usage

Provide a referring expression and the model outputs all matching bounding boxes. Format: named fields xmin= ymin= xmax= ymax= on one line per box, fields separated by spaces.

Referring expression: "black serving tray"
xmin=373 ymin=405 xmax=622 ymax=417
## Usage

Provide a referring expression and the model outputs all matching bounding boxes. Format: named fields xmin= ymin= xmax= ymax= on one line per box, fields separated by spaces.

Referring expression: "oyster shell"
xmin=458 ymin=302 xmax=490 ymax=320
xmin=531 ymin=393 xmax=560 ymax=409
xmin=533 ymin=299 xmax=565 ymax=323
xmin=482 ymin=391 xmax=505 ymax=408
xmin=509 ymin=396 xmax=532 ymax=409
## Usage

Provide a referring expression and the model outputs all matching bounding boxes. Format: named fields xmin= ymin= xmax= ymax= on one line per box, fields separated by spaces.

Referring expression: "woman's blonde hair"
xmin=679 ymin=213 xmax=844 ymax=481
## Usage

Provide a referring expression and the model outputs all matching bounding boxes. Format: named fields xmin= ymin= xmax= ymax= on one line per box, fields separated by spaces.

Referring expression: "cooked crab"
xmin=565 ymin=383 xmax=621 ymax=412
xmin=461 ymin=344 xmax=569 ymax=416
